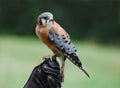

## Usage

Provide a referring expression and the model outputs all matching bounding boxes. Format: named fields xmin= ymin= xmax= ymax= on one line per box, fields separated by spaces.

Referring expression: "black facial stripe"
xmin=45 ymin=19 xmax=47 ymax=24
xmin=40 ymin=18 xmax=43 ymax=25
xmin=50 ymin=19 xmax=54 ymax=22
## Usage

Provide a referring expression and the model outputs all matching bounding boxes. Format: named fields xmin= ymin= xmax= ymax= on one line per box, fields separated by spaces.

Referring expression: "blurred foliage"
xmin=0 ymin=0 xmax=120 ymax=43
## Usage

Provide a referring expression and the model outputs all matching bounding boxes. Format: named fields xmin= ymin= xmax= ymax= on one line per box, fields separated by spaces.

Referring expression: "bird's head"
xmin=37 ymin=12 xmax=54 ymax=26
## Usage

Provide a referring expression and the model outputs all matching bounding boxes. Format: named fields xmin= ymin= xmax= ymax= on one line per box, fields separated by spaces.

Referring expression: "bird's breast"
xmin=36 ymin=25 xmax=63 ymax=57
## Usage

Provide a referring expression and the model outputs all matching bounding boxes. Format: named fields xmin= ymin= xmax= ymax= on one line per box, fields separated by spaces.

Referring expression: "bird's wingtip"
xmin=80 ymin=67 xmax=90 ymax=78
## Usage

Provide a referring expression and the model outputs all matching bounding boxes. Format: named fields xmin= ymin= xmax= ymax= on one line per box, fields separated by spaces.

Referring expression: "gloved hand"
xmin=24 ymin=58 xmax=62 ymax=88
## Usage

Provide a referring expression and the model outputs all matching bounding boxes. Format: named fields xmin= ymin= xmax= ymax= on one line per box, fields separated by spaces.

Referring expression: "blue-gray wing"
xmin=49 ymin=29 xmax=90 ymax=78
xmin=49 ymin=29 xmax=82 ymax=67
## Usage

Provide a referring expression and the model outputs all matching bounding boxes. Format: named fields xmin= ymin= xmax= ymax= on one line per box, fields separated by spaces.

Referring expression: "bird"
xmin=35 ymin=12 xmax=90 ymax=81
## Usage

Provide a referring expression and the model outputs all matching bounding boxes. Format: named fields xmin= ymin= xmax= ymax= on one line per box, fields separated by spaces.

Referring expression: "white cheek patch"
xmin=41 ymin=19 xmax=53 ymax=26
xmin=47 ymin=20 xmax=53 ymax=26
xmin=41 ymin=19 xmax=46 ymax=26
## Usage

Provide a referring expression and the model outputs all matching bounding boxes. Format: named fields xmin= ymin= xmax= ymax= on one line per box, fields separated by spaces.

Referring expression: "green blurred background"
xmin=0 ymin=0 xmax=120 ymax=88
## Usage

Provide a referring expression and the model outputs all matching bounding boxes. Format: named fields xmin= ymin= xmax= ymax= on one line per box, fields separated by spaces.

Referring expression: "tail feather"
xmin=66 ymin=53 xmax=90 ymax=78
xmin=79 ymin=67 xmax=90 ymax=78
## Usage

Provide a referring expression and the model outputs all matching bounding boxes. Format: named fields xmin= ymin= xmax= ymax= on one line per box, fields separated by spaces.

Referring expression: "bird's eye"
xmin=43 ymin=17 xmax=47 ymax=19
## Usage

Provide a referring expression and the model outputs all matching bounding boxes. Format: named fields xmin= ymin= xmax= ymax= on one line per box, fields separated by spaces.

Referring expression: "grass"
xmin=0 ymin=35 xmax=120 ymax=88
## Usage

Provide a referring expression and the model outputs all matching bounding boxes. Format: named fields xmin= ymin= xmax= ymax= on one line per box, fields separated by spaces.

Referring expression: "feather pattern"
xmin=36 ymin=11 xmax=90 ymax=78
xmin=49 ymin=29 xmax=90 ymax=78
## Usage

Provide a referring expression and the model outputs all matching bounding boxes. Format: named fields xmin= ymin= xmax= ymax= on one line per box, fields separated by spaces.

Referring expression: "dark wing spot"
xmin=64 ymin=40 xmax=68 ymax=43
xmin=67 ymin=48 xmax=70 ymax=50
xmin=66 ymin=34 xmax=70 ymax=38
xmin=75 ymin=49 xmax=77 ymax=52
xmin=68 ymin=41 xmax=71 ymax=45
xmin=58 ymin=40 xmax=61 ymax=43
xmin=63 ymin=37 xmax=66 ymax=39
xmin=73 ymin=46 xmax=75 ymax=48
xmin=57 ymin=37 xmax=60 ymax=40
xmin=60 ymin=45 xmax=64 ymax=49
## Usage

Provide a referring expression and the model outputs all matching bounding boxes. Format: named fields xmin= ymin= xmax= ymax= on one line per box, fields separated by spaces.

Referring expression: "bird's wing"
xmin=49 ymin=29 xmax=90 ymax=78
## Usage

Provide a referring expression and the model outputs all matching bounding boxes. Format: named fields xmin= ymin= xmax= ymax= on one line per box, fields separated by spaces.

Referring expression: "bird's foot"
xmin=42 ymin=55 xmax=52 ymax=60
xmin=42 ymin=55 xmax=56 ymax=61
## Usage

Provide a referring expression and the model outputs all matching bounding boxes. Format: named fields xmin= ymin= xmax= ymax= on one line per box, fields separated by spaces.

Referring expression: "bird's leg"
xmin=61 ymin=57 xmax=66 ymax=82
xmin=42 ymin=54 xmax=56 ymax=60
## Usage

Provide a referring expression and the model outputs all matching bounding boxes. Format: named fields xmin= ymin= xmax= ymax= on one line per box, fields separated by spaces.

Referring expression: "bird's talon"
xmin=42 ymin=55 xmax=56 ymax=61
xmin=42 ymin=55 xmax=52 ymax=60
xmin=50 ymin=57 xmax=53 ymax=61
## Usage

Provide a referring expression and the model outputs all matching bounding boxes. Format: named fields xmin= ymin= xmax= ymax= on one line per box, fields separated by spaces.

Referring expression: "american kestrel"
xmin=35 ymin=12 xmax=90 ymax=81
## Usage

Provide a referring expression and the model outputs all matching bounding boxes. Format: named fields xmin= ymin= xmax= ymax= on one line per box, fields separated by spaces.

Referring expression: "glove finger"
xmin=47 ymin=75 xmax=61 ymax=88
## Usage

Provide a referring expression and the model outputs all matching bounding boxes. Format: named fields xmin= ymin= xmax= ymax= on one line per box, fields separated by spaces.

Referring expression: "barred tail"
xmin=66 ymin=53 xmax=90 ymax=78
